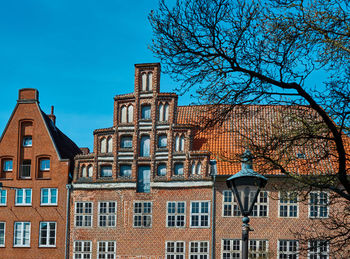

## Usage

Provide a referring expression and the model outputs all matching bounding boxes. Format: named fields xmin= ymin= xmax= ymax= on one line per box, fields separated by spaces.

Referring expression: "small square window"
xmin=120 ymin=136 xmax=132 ymax=148
xmin=174 ymin=163 xmax=184 ymax=176
xmin=3 ymin=160 xmax=13 ymax=172
xmin=158 ymin=135 xmax=167 ymax=148
xmin=40 ymin=159 xmax=50 ymax=171
xmin=15 ymin=189 xmax=32 ymax=206
xmin=141 ymin=105 xmax=151 ymax=120
xmin=41 ymin=188 xmax=57 ymax=206
xmin=100 ymin=165 xmax=112 ymax=178
xmin=157 ymin=164 xmax=167 ymax=176
xmin=23 ymin=136 xmax=32 ymax=147
xmin=120 ymin=165 xmax=132 ymax=177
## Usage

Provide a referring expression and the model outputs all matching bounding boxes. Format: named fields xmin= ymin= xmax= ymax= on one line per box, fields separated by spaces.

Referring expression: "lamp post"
xmin=226 ymin=150 xmax=268 ymax=259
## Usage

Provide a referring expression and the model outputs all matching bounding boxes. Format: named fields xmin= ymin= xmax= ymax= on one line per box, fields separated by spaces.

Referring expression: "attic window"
xmin=297 ymin=153 xmax=305 ymax=159
xmin=23 ymin=136 xmax=32 ymax=147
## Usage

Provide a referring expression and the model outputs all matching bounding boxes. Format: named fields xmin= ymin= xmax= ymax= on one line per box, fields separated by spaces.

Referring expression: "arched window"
xmin=191 ymin=163 xmax=196 ymax=175
xmin=157 ymin=163 xmax=167 ymax=176
xmin=140 ymin=135 xmax=150 ymax=157
xmin=147 ymin=73 xmax=153 ymax=91
xmin=121 ymin=106 xmax=127 ymax=123
xmin=158 ymin=134 xmax=167 ymax=148
xmin=87 ymin=165 xmax=93 ymax=178
xmin=141 ymin=73 xmax=147 ymax=91
xmin=164 ymin=103 xmax=169 ymax=121
xmin=196 ymin=163 xmax=201 ymax=175
xmin=159 ymin=104 xmax=164 ymax=121
xmin=100 ymin=138 xmax=107 ymax=153
xmin=180 ymin=135 xmax=185 ymax=151
xmin=127 ymin=105 xmax=133 ymax=123
xmin=107 ymin=137 xmax=113 ymax=153
xmin=141 ymin=105 xmax=151 ymax=120
xmin=81 ymin=165 xmax=87 ymax=177
xmin=174 ymin=163 xmax=184 ymax=175
xmin=175 ymin=135 xmax=180 ymax=152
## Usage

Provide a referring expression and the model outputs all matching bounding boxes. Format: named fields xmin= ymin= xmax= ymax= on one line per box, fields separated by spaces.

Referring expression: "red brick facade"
xmin=0 ymin=89 xmax=80 ymax=258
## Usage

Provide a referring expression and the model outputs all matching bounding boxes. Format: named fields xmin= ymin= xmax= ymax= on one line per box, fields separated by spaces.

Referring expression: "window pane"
xmin=141 ymin=105 xmax=151 ymax=119
xmin=100 ymin=166 xmax=112 ymax=177
xmin=40 ymin=159 xmax=50 ymax=170
xmin=120 ymin=165 xmax=132 ymax=177
xmin=121 ymin=136 xmax=132 ymax=148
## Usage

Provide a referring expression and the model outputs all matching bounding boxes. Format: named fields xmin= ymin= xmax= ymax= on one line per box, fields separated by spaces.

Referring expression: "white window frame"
xmin=309 ymin=192 xmax=329 ymax=219
xmin=0 ymin=189 xmax=7 ymax=206
xmin=166 ymin=201 xmax=186 ymax=228
xmin=189 ymin=241 xmax=209 ymax=259
xmin=75 ymin=202 xmax=93 ymax=227
xmin=73 ymin=240 xmax=92 ymax=259
xmin=308 ymin=240 xmax=329 ymax=259
xmin=98 ymin=201 xmax=117 ymax=227
xmin=39 ymin=221 xmax=56 ymax=247
xmin=278 ymin=240 xmax=299 ymax=259
xmin=133 ymin=201 xmax=152 ymax=228
xmin=0 ymin=222 xmax=5 ymax=247
xmin=97 ymin=241 xmax=116 ymax=259
xmin=15 ymin=188 xmax=32 ymax=206
xmin=39 ymin=159 xmax=50 ymax=171
xmin=40 ymin=188 xmax=58 ymax=206
xmin=166 ymin=241 xmax=185 ymax=259
xmin=279 ymin=191 xmax=299 ymax=218
xmin=13 ymin=222 xmax=31 ymax=247
xmin=222 ymin=239 xmax=269 ymax=259
xmin=190 ymin=201 xmax=210 ymax=228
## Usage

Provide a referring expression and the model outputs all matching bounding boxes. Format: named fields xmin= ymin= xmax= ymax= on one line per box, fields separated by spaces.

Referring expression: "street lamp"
xmin=226 ymin=150 xmax=268 ymax=259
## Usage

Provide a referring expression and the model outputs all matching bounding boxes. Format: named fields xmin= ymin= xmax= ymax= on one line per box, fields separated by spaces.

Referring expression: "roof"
xmin=41 ymin=110 xmax=82 ymax=160
xmin=177 ymin=105 xmax=349 ymax=176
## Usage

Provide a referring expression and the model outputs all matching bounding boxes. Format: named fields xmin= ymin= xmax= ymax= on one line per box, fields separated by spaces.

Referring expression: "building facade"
xmin=0 ymin=89 xmax=81 ymax=258
xmin=69 ymin=63 xmax=340 ymax=259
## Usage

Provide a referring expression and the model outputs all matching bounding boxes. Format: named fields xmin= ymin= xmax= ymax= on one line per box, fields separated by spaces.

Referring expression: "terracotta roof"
xmin=177 ymin=105 xmax=349 ymax=176
xmin=41 ymin=110 xmax=82 ymax=160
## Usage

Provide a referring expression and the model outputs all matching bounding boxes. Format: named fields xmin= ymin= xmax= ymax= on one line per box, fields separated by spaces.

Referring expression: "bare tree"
xmin=149 ymin=0 xmax=350 ymax=255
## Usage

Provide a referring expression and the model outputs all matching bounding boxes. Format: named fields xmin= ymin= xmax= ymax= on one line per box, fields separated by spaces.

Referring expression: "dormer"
xmin=134 ymin=63 xmax=161 ymax=96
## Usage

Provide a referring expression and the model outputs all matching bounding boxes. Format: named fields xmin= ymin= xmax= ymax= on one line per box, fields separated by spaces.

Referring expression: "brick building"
xmin=0 ymin=89 xmax=81 ymax=258
xmin=70 ymin=63 xmax=344 ymax=258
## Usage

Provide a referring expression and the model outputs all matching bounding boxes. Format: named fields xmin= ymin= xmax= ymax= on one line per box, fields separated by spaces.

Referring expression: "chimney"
xmin=47 ymin=106 xmax=56 ymax=125
xmin=18 ymin=88 xmax=39 ymax=103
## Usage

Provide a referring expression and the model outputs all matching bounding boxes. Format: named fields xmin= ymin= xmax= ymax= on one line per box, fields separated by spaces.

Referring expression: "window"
xmin=41 ymin=188 xmax=57 ymax=205
xmin=15 ymin=188 xmax=32 ymax=206
xmin=39 ymin=222 xmax=56 ymax=247
xmin=107 ymin=137 xmax=113 ymax=153
xmin=167 ymin=201 xmax=185 ymax=227
xmin=141 ymin=73 xmax=147 ymax=91
xmin=100 ymin=138 xmax=107 ymax=153
xmin=157 ymin=163 xmax=167 ymax=176
xmin=139 ymin=136 xmax=150 ymax=157
xmin=20 ymin=159 xmax=31 ymax=178
xmin=137 ymin=166 xmax=151 ymax=193
xmin=3 ymin=159 xmax=12 ymax=171
xmin=75 ymin=202 xmax=93 ymax=227
xmin=251 ymin=191 xmax=268 ymax=217
xmin=222 ymin=239 xmax=268 ymax=259
xmin=309 ymin=192 xmax=328 ymax=218
xmin=278 ymin=240 xmax=298 ymax=259
xmin=174 ymin=163 xmax=184 ymax=176
xmin=0 ymin=190 xmax=6 ymax=206
xmin=189 ymin=241 xmax=209 ymax=259
xmin=120 ymin=136 xmax=132 ymax=148
xmin=166 ymin=241 xmax=185 ymax=259
xmin=159 ymin=103 xmax=169 ymax=122
xmin=180 ymin=135 xmax=185 ymax=151
xmin=158 ymin=134 xmax=167 ymax=148
xmin=98 ymin=202 xmax=117 ymax=227
xmin=120 ymin=106 xmax=127 ymax=123
xmin=190 ymin=201 xmax=210 ymax=227
xmin=174 ymin=134 xmax=185 ymax=152
xmin=87 ymin=165 xmax=93 ymax=178
xmin=0 ymin=222 xmax=5 ymax=247
xmin=100 ymin=165 xmax=112 ymax=178
xmin=74 ymin=241 xmax=92 ymax=259
xmin=127 ymin=105 xmax=133 ymax=123
xmin=98 ymin=241 xmax=116 ymax=259
xmin=119 ymin=165 xmax=132 ymax=177
xmin=147 ymin=73 xmax=153 ymax=91
xmin=191 ymin=162 xmax=201 ymax=175
xmin=141 ymin=105 xmax=151 ymax=120
xmin=308 ymin=240 xmax=329 ymax=259
xmin=14 ymin=222 xmax=30 ymax=247
xmin=23 ymin=136 xmax=32 ymax=147
xmin=279 ymin=192 xmax=298 ymax=217
xmin=40 ymin=159 xmax=50 ymax=171
xmin=81 ymin=166 xmax=87 ymax=177
xmin=133 ymin=201 xmax=152 ymax=228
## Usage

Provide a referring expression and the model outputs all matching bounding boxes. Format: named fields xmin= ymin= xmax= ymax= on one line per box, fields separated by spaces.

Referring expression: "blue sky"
xmin=0 ymin=0 xmax=189 ymax=150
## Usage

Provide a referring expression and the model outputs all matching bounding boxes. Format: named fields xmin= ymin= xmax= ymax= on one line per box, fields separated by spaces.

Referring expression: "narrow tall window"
xmin=3 ymin=159 xmax=13 ymax=171
xmin=75 ymin=202 xmax=93 ymax=227
xmin=164 ymin=103 xmax=169 ymax=121
xmin=100 ymin=138 xmax=107 ymax=153
xmin=41 ymin=188 xmax=57 ymax=206
xmin=195 ymin=163 xmax=201 ymax=175
xmin=191 ymin=163 xmax=196 ymax=175
xmin=74 ymin=241 xmax=92 ymax=259
xmin=98 ymin=241 xmax=116 ymax=259
xmin=100 ymin=165 xmax=112 ymax=178
xmin=175 ymin=135 xmax=180 ymax=151
xmin=20 ymin=159 xmax=31 ymax=178
xmin=133 ymin=201 xmax=152 ymax=227
xmin=127 ymin=105 xmax=133 ymax=123
xmin=180 ymin=135 xmax=185 ymax=151
xmin=137 ymin=166 xmax=151 ymax=193
xmin=87 ymin=165 xmax=93 ymax=178
xmin=139 ymin=136 xmax=150 ymax=157
xmin=81 ymin=166 xmax=87 ymax=177
xmin=98 ymin=202 xmax=117 ymax=227
xmin=15 ymin=189 xmax=32 ymax=206
xmin=120 ymin=106 xmax=127 ymax=123
xmin=159 ymin=103 xmax=164 ymax=121
xmin=14 ymin=222 xmax=30 ymax=247
xmin=147 ymin=72 xmax=153 ymax=91
xmin=141 ymin=73 xmax=147 ymax=91
xmin=0 ymin=190 xmax=7 ymax=206
xmin=0 ymin=222 xmax=5 ymax=247
xmin=107 ymin=137 xmax=113 ymax=153
xmin=39 ymin=222 xmax=56 ymax=247
xmin=141 ymin=105 xmax=151 ymax=120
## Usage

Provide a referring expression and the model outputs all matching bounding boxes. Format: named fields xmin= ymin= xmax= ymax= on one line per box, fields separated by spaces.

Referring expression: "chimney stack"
xmin=48 ymin=106 xmax=56 ymax=125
